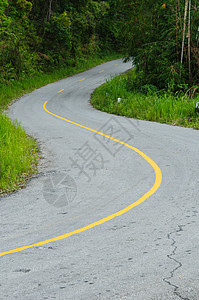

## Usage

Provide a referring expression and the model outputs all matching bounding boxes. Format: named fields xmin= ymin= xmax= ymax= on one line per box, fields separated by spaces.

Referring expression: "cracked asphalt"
xmin=1 ymin=59 xmax=199 ymax=299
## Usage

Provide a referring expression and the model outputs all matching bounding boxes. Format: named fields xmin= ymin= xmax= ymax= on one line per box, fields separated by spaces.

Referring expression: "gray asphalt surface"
xmin=1 ymin=59 xmax=199 ymax=300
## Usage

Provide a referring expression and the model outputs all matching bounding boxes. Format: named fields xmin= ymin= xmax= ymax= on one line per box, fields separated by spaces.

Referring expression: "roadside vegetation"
xmin=0 ymin=112 xmax=38 ymax=194
xmin=91 ymin=69 xmax=199 ymax=129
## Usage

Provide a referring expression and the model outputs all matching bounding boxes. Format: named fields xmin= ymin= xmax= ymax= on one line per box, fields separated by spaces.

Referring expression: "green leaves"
xmin=45 ymin=11 xmax=72 ymax=49
xmin=122 ymin=0 xmax=199 ymax=91
xmin=0 ymin=0 xmax=116 ymax=83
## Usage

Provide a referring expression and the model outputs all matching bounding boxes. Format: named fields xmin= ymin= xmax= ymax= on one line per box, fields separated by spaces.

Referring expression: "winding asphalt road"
xmin=1 ymin=59 xmax=199 ymax=300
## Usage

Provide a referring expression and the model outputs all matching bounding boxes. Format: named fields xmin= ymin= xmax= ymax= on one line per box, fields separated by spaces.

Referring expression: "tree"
xmin=122 ymin=0 xmax=199 ymax=91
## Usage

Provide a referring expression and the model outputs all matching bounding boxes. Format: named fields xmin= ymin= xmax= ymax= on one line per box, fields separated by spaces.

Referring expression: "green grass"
xmin=91 ymin=70 xmax=199 ymax=130
xmin=0 ymin=112 xmax=39 ymax=194
xmin=0 ymin=53 xmax=121 ymax=195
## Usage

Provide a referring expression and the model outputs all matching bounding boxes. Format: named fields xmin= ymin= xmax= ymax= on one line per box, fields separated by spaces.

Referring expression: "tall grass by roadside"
xmin=91 ymin=70 xmax=199 ymax=130
xmin=0 ymin=113 xmax=39 ymax=194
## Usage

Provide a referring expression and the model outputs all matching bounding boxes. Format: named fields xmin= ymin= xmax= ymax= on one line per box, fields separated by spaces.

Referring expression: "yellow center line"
xmin=58 ymin=89 xmax=64 ymax=93
xmin=79 ymin=78 xmax=85 ymax=82
xmin=99 ymin=70 xmax=104 ymax=73
xmin=0 ymin=102 xmax=162 ymax=257
xmin=114 ymin=64 xmax=119 ymax=66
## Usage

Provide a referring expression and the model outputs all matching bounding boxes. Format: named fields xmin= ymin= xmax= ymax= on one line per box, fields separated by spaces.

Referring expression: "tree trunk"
xmin=46 ymin=0 xmax=53 ymax=21
xmin=188 ymin=0 xmax=191 ymax=82
xmin=180 ymin=0 xmax=188 ymax=68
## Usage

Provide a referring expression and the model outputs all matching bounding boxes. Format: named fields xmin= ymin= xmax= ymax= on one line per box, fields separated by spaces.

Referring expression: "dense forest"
xmin=0 ymin=0 xmax=198 ymax=92
xmin=0 ymin=0 xmax=123 ymax=84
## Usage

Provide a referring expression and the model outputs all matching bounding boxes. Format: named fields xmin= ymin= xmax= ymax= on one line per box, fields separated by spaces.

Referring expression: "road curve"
xmin=1 ymin=59 xmax=199 ymax=299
